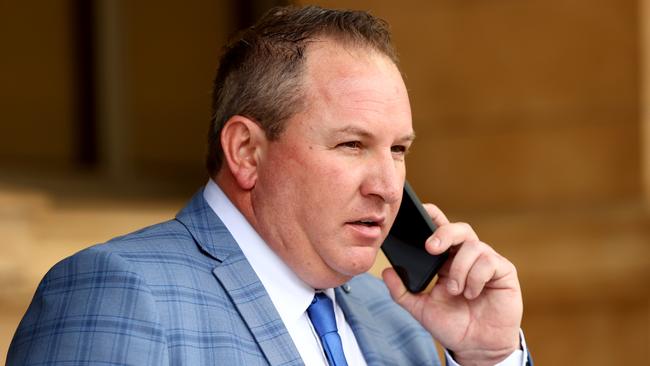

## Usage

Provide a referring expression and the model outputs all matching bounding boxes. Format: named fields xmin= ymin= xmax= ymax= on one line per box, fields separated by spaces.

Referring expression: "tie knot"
xmin=307 ymin=292 xmax=338 ymax=336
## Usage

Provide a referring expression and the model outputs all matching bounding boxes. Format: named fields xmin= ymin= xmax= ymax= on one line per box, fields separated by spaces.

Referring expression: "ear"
xmin=220 ymin=115 xmax=267 ymax=190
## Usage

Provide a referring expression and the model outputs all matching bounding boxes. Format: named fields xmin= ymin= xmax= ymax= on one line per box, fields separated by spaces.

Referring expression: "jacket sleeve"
xmin=7 ymin=247 xmax=169 ymax=365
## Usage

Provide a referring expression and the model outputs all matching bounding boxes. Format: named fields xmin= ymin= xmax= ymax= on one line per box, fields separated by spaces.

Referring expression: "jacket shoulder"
xmin=7 ymin=242 xmax=169 ymax=365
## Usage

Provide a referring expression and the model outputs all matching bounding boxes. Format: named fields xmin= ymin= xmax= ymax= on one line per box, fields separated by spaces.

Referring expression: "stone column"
xmin=95 ymin=0 xmax=132 ymax=181
xmin=641 ymin=0 xmax=650 ymax=207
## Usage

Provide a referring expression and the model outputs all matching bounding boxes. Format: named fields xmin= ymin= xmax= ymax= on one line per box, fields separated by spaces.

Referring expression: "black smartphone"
xmin=381 ymin=182 xmax=449 ymax=293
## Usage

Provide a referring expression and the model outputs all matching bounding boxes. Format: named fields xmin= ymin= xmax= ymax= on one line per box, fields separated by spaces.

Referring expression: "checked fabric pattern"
xmin=7 ymin=188 xmax=442 ymax=365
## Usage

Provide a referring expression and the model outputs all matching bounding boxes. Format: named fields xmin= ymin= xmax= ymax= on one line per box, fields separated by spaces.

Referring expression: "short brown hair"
xmin=206 ymin=5 xmax=398 ymax=176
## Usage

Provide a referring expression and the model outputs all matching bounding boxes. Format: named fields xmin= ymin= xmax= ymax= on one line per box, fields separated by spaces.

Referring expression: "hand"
xmin=382 ymin=203 xmax=523 ymax=365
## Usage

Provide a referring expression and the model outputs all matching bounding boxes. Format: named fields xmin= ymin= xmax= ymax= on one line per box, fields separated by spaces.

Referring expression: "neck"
xmin=214 ymin=170 xmax=258 ymax=228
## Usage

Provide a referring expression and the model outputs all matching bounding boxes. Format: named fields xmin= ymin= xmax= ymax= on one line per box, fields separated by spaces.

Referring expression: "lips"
xmin=347 ymin=215 xmax=385 ymax=227
xmin=353 ymin=219 xmax=379 ymax=227
xmin=345 ymin=216 xmax=385 ymax=240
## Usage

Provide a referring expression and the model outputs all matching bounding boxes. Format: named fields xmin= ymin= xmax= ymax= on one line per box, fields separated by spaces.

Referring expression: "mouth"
xmin=348 ymin=215 xmax=385 ymax=227
xmin=351 ymin=219 xmax=381 ymax=227
xmin=345 ymin=216 xmax=385 ymax=240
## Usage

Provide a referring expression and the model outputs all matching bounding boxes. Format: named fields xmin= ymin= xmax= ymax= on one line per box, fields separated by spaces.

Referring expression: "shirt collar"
xmin=203 ymin=179 xmax=318 ymax=326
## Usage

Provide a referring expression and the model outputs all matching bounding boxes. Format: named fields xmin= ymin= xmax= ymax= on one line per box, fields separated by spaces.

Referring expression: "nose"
xmin=360 ymin=151 xmax=403 ymax=204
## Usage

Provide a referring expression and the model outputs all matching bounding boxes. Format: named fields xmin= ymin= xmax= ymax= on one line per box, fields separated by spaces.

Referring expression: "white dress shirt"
xmin=204 ymin=179 xmax=367 ymax=365
xmin=203 ymin=179 xmax=527 ymax=365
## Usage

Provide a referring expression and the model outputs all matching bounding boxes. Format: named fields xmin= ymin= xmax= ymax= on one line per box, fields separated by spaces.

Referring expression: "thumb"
xmin=381 ymin=268 xmax=419 ymax=313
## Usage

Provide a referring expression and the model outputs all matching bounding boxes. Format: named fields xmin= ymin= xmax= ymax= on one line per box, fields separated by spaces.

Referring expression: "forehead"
xmin=299 ymin=40 xmax=412 ymax=133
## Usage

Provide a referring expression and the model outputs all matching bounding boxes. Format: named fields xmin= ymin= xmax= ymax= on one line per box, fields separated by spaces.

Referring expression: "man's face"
xmin=251 ymin=41 xmax=414 ymax=289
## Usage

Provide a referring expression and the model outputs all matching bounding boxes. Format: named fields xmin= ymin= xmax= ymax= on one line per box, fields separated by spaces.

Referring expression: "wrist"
xmin=450 ymin=335 xmax=520 ymax=366
xmin=452 ymin=349 xmax=516 ymax=366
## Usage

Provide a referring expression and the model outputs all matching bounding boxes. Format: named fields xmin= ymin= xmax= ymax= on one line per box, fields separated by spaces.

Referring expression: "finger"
xmin=444 ymin=240 xmax=486 ymax=296
xmin=463 ymin=252 xmax=498 ymax=299
xmin=381 ymin=267 xmax=419 ymax=311
xmin=425 ymin=222 xmax=480 ymax=255
xmin=435 ymin=253 xmax=454 ymax=278
xmin=422 ymin=203 xmax=450 ymax=226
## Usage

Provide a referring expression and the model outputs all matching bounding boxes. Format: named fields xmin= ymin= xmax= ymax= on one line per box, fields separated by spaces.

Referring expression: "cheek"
xmin=283 ymin=148 xmax=357 ymax=193
xmin=308 ymin=153 xmax=365 ymax=190
xmin=260 ymin=144 xmax=363 ymax=224
xmin=256 ymin=148 xmax=329 ymax=221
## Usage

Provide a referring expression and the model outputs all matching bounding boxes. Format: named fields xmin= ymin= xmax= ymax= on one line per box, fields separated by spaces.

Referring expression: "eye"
xmin=391 ymin=145 xmax=408 ymax=155
xmin=337 ymin=141 xmax=362 ymax=150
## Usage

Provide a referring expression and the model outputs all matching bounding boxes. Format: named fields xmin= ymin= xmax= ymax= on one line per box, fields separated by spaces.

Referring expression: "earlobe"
xmin=220 ymin=115 xmax=266 ymax=190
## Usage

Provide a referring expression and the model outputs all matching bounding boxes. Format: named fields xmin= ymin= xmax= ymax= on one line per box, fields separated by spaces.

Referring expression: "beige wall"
xmin=1 ymin=1 xmax=648 ymax=365
xmin=302 ymin=0 xmax=641 ymax=211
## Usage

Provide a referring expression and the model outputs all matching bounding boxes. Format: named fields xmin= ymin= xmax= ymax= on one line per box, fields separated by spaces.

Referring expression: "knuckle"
xmin=458 ymin=222 xmax=473 ymax=232
xmin=435 ymin=224 xmax=453 ymax=238
xmin=475 ymin=240 xmax=495 ymax=253
xmin=454 ymin=222 xmax=479 ymax=241
xmin=475 ymin=252 xmax=494 ymax=268
xmin=505 ymin=259 xmax=517 ymax=274
xmin=464 ymin=240 xmax=482 ymax=251
xmin=476 ymin=246 xmax=500 ymax=265
xmin=467 ymin=267 xmax=483 ymax=283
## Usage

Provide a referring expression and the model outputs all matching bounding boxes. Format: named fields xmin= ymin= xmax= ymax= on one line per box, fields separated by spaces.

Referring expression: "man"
xmin=8 ymin=6 xmax=530 ymax=365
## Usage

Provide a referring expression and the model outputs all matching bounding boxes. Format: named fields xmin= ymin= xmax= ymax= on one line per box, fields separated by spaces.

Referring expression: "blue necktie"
xmin=307 ymin=293 xmax=349 ymax=366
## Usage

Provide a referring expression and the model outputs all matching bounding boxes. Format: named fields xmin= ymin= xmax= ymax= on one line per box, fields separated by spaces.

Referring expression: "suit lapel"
xmin=176 ymin=189 xmax=303 ymax=366
xmin=175 ymin=189 xmax=241 ymax=261
xmin=213 ymin=253 xmax=303 ymax=366
xmin=335 ymin=286 xmax=399 ymax=366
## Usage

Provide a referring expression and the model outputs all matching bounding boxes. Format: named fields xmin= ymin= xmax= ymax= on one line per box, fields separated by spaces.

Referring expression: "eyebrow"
xmin=331 ymin=126 xmax=416 ymax=143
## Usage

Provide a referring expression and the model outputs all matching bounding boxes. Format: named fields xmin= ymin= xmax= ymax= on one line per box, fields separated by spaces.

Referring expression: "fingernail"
xmin=447 ymin=280 xmax=459 ymax=294
xmin=427 ymin=237 xmax=440 ymax=249
xmin=464 ymin=288 xmax=474 ymax=299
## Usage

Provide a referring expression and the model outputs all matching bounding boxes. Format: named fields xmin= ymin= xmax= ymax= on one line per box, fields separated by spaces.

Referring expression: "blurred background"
xmin=1 ymin=0 xmax=649 ymax=364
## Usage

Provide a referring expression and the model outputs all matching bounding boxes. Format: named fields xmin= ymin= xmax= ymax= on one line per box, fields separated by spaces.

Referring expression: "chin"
xmin=307 ymin=247 xmax=379 ymax=288
xmin=309 ymin=262 xmax=371 ymax=289
xmin=336 ymin=250 xmax=378 ymax=277
xmin=303 ymin=269 xmax=352 ymax=290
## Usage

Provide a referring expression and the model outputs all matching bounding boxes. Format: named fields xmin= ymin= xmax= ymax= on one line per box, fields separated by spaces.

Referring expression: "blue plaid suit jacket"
xmin=7 ymin=189 xmax=441 ymax=365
